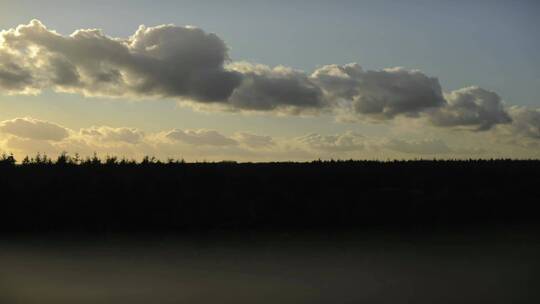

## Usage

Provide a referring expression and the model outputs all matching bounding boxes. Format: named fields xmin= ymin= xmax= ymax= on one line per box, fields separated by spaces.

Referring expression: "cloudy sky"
xmin=0 ymin=0 xmax=539 ymax=161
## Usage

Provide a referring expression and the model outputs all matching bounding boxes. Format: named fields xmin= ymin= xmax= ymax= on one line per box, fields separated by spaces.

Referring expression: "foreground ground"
xmin=1 ymin=159 xmax=539 ymax=303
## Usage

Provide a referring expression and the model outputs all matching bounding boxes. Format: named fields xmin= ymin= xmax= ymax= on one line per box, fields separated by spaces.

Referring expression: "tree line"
xmin=1 ymin=152 xmax=539 ymax=235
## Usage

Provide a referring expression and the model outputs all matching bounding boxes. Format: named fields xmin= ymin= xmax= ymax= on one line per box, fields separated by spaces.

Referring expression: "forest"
xmin=1 ymin=153 xmax=539 ymax=235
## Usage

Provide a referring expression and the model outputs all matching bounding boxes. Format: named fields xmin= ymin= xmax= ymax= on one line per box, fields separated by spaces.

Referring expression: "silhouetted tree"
xmin=0 ymin=156 xmax=539 ymax=234
xmin=0 ymin=153 xmax=16 ymax=167
xmin=56 ymin=152 xmax=70 ymax=166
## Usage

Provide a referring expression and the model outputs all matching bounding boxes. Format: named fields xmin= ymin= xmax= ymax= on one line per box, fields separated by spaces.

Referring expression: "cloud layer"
xmin=0 ymin=20 xmax=538 ymax=156
xmin=0 ymin=115 xmax=539 ymax=161
xmin=0 ymin=116 xmax=492 ymax=160
xmin=0 ymin=20 xmax=516 ymax=122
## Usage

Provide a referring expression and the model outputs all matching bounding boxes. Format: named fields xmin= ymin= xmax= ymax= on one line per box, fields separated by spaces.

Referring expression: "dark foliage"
xmin=1 ymin=154 xmax=539 ymax=234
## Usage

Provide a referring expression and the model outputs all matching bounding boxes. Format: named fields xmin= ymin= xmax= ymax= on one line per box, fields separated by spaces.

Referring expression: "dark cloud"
xmin=429 ymin=86 xmax=512 ymax=131
xmin=49 ymin=56 xmax=81 ymax=86
xmin=0 ymin=117 xmax=69 ymax=141
xmin=228 ymin=63 xmax=326 ymax=112
xmin=0 ymin=20 xmax=328 ymax=113
xmin=0 ymin=52 xmax=36 ymax=92
xmin=312 ymin=64 xmax=446 ymax=119
xmin=0 ymin=20 xmax=241 ymax=101
xmin=0 ymin=65 xmax=33 ymax=91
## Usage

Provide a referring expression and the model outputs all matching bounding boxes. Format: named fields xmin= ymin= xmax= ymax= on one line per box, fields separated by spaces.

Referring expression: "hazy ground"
xmin=1 ymin=229 xmax=538 ymax=304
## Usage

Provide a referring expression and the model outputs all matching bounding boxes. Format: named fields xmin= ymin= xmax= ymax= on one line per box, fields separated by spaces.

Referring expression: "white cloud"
xmin=297 ymin=131 xmax=365 ymax=152
xmin=80 ymin=126 xmax=145 ymax=144
xmin=505 ymin=107 xmax=540 ymax=139
xmin=383 ymin=138 xmax=452 ymax=154
xmin=0 ymin=117 xmax=70 ymax=141
xmin=4 ymin=137 xmax=60 ymax=156
xmin=233 ymin=132 xmax=274 ymax=148
xmin=0 ymin=116 xmax=530 ymax=161
xmin=490 ymin=106 xmax=540 ymax=148
xmin=164 ymin=129 xmax=238 ymax=146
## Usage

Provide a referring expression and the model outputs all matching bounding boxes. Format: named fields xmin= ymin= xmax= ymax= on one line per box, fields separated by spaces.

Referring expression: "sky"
xmin=0 ymin=0 xmax=539 ymax=161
